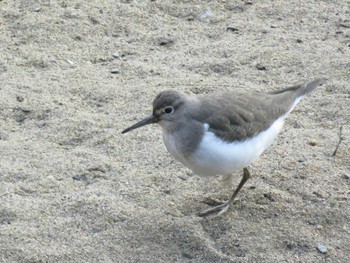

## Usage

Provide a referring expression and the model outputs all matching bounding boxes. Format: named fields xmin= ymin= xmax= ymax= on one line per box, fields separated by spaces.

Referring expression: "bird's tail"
xmin=297 ymin=79 xmax=325 ymax=98
xmin=269 ymin=79 xmax=325 ymax=98
xmin=269 ymin=79 xmax=326 ymax=116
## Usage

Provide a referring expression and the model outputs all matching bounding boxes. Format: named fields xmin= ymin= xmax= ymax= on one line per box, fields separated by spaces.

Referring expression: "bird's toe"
xmin=198 ymin=201 xmax=230 ymax=217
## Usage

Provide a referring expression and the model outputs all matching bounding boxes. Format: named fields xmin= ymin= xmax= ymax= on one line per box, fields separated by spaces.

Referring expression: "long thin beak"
xmin=122 ymin=115 xmax=157 ymax=134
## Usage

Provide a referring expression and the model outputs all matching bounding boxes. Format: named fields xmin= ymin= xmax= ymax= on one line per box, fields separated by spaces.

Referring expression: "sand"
xmin=0 ymin=0 xmax=349 ymax=262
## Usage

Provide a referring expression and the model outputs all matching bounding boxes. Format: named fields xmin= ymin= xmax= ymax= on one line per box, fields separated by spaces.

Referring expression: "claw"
xmin=198 ymin=201 xmax=230 ymax=217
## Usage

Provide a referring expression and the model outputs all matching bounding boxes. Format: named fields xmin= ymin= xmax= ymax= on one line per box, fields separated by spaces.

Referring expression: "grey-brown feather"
xmin=186 ymin=79 xmax=324 ymax=142
xmin=152 ymin=90 xmax=185 ymax=115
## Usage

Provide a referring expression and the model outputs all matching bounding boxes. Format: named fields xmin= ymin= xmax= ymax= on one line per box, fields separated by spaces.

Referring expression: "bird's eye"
xmin=164 ymin=106 xmax=174 ymax=114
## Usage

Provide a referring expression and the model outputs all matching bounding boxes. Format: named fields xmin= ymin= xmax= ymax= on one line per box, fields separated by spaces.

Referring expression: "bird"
xmin=122 ymin=79 xmax=324 ymax=216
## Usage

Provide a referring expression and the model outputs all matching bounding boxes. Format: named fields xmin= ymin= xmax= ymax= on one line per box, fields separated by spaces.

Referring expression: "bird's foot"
xmin=198 ymin=201 xmax=230 ymax=217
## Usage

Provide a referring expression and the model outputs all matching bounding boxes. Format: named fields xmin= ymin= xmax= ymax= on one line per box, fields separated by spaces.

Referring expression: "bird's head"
xmin=122 ymin=90 xmax=186 ymax=134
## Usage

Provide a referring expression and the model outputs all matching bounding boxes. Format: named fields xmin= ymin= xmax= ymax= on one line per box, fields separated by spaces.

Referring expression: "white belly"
xmin=163 ymin=117 xmax=285 ymax=176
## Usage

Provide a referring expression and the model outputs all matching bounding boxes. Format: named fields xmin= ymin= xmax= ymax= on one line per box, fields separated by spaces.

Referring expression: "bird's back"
xmin=189 ymin=79 xmax=323 ymax=142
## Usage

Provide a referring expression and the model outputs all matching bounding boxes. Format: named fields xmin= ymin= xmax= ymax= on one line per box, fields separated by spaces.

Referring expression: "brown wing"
xmin=190 ymin=80 xmax=322 ymax=142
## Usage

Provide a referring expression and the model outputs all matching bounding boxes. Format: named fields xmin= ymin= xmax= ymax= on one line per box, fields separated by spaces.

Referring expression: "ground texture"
xmin=0 ymin=0 xmax=349 ymax=262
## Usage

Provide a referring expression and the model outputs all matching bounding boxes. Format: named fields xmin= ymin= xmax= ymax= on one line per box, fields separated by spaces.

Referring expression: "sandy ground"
xmin=0 ymin=0 xmax=349 ymax=262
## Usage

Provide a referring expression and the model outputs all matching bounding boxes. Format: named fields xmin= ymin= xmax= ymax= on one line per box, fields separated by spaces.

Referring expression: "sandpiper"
xmin=122 ymin=79 xmax=323 ymax=216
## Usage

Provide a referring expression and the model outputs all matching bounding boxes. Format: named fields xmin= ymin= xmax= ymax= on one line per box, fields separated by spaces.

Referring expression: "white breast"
xmin=185 ymin=117 xmax=286 ymax=176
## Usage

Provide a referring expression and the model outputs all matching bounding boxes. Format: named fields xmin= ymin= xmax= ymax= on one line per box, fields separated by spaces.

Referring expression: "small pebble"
xmin=343 ymin=172 xmax=350 ymax=180
xmin=72 ymin=175 xmax=85 ymax=181
xmin=263 ymin=192 xmax=275 ymax=202
xmin=227 ymin=27 xmax=239 ymax=32
xmin=19 ymin=107 xmax=31 ymax=113
xmin=317 ymin=244 xmax=327 ymax=254
xmin=112 ymin=52 xmax=120 ymax=59
xmin=163 ymin=189 xmax=171 ymax=195
xmin=316 ymin=225 xmax=323 ymax=230
xmin=256 ymin=64 xmax=267 ymax=70
xmin=89 ymin=17 xmax=100 ymax=25
xmin=199 ymin=9 xmax=213 ymax=19
xmin=33 ymin=6 xmax=42 ymax=12
xmin=182 ymin=252 xmax=194 ymax=259
xmin=339 ymin=23 xmax=350 ymax=28
xmin=308 ymin=140 xmax=317 ymax=146
xmin=313 ymin=191 xmax=323 ymax=198
xmin=159 ymin=39 xmax=175 ymax=47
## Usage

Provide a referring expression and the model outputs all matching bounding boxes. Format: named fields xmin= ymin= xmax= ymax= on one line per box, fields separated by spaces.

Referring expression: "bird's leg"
xmin=198 ymin=168 xmax=251 ymax=217
xmin=226 ymin=168 xmax=251 ymax=205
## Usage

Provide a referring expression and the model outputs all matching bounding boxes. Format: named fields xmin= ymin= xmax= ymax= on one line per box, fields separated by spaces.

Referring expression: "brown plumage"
xmin=186 ymin=79 xmax=323 ymax=142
